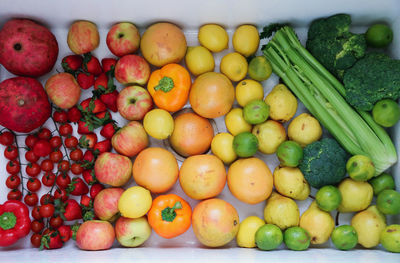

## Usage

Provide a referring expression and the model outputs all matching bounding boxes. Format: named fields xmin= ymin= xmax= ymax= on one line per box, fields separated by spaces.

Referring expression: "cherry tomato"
xmin=6 ymin=174 xmax=21 ymax=189
xmin=27 ymin=178 xmax=41 ymax=192
xmin=26 ymin=162 xmax=41 ymax=177
xmin=53 ymin=188 xmax=68 ymax=202
xmin=42 ymin=171 xmax=56 ymax=187
xmin=31 ymin=233 xmax=42 ymax=248
xmin=70 ymin=163 xmax=83 ymax=175
xmin=70 ymin=149 xmax=83 ymax=161
xmin=41 ymin=159 xmax=54 ymax=172
xmin=65 ymin=136 xmax=78 ymax=149
xmin=50 ymin=216 xmax=64 ymax=229
xmin=7 ymin=189 xmax=22 ymax=200
xmin=59 ymin=123 xmax=73 ymax=137
xmin=40 ymin=194 xmax=54 ymax=205
xmin=49 ymin=136 xmax=62 ymax=149
xmin=0 ymin=131 xmax=14 ymax=146
xmin=24 ymin=192 xmax=39 ymax=206
xmin=25 ymin=150 xmax=39 ymax=163
xmin=39 ymin=203 xmax=55 ymax=218
xmin=4 ymin=145 xmax=18 ymax=160
xmin=53 ymin=110 xmax=68 ymax=123
xmin=56 ymin=173 xmax=71 ymax=189
xmin=58 ymin=160 xmax=70 ymax=172
xmin=25 ymin=134 xmax=39 ymax=149
xmin=33 ymin=140 xmax=52 ymax=157
xmin=50 ymin=150 xmax=63 ymax=163
xmin=31 ymin=220 xmax=44 ymax=233
xmin=6 ymin=159 xmax=20 ymax=174
xmin=38 ymin=128 xmax=52 ymax=140
xmin=32 ymin=206 xmax=42 ymax=220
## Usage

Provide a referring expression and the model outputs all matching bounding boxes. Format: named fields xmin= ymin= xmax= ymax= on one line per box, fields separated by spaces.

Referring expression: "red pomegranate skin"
xmin=0 ymin=77 xmax=51 ymax=132
xmin=0 ymin=19 xmax=59 ymax=77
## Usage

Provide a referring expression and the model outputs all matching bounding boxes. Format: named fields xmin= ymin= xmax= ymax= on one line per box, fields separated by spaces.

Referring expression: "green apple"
xmin=115 ymin=216 xmax=152 ymax=247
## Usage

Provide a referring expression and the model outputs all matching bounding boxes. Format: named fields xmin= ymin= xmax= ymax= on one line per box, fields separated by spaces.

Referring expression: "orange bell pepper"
xmin=147 ymin=63 xmax=191 ymax=112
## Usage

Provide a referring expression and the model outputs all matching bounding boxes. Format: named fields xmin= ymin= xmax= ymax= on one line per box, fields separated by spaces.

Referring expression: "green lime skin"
xmin=248 ymin=56 xmax=272 ymax=82
xmin=315 ymin=185 xmax=342 ymax=212
xmin=243 ymin=100 xmax=270 ymax=125
xmin=372 ymin=99 xmax=400 ymax=127
xmin=368 ymin=172 xmax=396 ymax=196
xmin=376 ymin=189 xmax=400 ymax=215
xmin=276 ymin=140 xmax=303 ymax=167
xmin=380 ymin=224 xmax=400 ymax=253
xmin=255 ymin=224 xmax=283 ymax=251
xmin=284 ymin=226 xmax=311 ymax=251
xmin=365 ymin=23 xmax=393 ymax=48
xmin=346 ymin=155 xmax=375 ymax=181
xmin=232 ymin=131 xmax=259 ymax=157
xmin=331 ymin=225 xmax=358 ymax=250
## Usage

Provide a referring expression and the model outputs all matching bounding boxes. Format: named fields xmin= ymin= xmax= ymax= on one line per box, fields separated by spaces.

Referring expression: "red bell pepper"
xmin=0 ymin=200 xmax=31 ymax=247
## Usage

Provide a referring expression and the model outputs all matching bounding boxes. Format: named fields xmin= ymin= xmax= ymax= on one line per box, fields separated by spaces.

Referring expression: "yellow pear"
xmin=263 ymin=191 xmax=299 ymax=230
xmin=299 ymin=201 xmax=335 ymax=244
xmin=273 ymin=166 xmax=310 ymax=200
xmin=351 ymin=205 xmax=386 ymax=248
xmin=338 ymin=178 xmax=373 ymax=212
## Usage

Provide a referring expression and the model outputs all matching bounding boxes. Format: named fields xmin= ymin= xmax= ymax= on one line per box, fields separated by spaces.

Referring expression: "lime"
xmin=248 ymin=56 xmax=272 ymax=82
xmin=380 ymin=224 xmax=400 ymax=253
xmin=365 ymin=23 xmax=393 ymax=48
xmin=372 ymin=99 xmax=400 ymax=127
xmin=276 ymin=140 xmax=303 ymax=167
xmin=232 ymin=25 xmax=260 ymax=57
xmin=255 ymin=224 xmax=283 ymax=251
xmin=315 ymin=185 xmax=342 ymax=212
xmin=376 ymin=189 xmax=400 ymax=215
xmin=331 ymin=225 xmax=358 ymax=250
xmin=198 ymin=24 xmax=228 ymax=53
xmin=220 ymin=52 xmax=248 ymax=82
xmin=368 ymin=172 xmax=395 ymax=196
xmin=185 ymin=46 xmax=215 ymax=76
xmin=346 ymin=155 xmax=375 ymax=181
xmin=283 ymin=226 xmax=311 ymax=251
xmin=232 ymin=131 xmax=259 ymax=157
xmin=243 ymin=100 xmax=270 ymax=125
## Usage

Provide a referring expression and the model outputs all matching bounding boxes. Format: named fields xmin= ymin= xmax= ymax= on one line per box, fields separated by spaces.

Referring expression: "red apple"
xmin=112 ymin=121 xmax=149 ymax=157
xmin=106 ymin=22 xmax=140 ymax=57
xmin=117 ymin=85 xmax=153 ymax=121
xmin=76 ymin=220 xmax=115 ymax=251
xmin=0 ymin=18 xmax=59 ymax=77
xmin=115 ymin=216 xmax=152 ymax=247
xmin=94 ymin=152 xmax=132 ymax=187
xmin=114 ymin=54 xmax=150 ymax=85
xmin=67 ymin=20 xmax=100 ymax=55
xmin=94 ymin=188 xmax=124 ymax=222
xmin=45 ymin=73 xmax=81 ymax=109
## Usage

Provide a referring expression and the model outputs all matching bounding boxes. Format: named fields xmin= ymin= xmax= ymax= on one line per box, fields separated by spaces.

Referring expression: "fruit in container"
xmin=315 ymin=185 xmax=342 ymax=212
xmin=106 ymin=22 xmax=140 ymax=57
xmin=380 ymin=224 xmax=400 ymax=253
xmin=283 ymin=226 xmax=311 ymax=251
xmin=94 ymin=152 xmax=133 ymax=187
xmin=372 ymin=99 xmax=400 ymax=127
xmin=189 ymin=72 xmax=235 ymax=119
xmin=232 ymin=131 xmax=259 ymax=158
xmin=192 ymin=198 xmax=239 ymax=247
xmin=143 ymin=109 xmax=174 ymax=140
xmin=140 ymin=22 xmax=187 ymax=67
xmin=211 ymin=132 xmax=237 ymax=164
xmin=179 ymin=154 xmax=226 ymax=200
xmin=255 ymin=224 xmax=283 ymax=251
xmin=45 ymin=72 xmax=81 ymax=109
xmin=118 ymin=186 xmax=152 ymax=219
xmin=0 ymin=18 xmax=58 ymax=77
xmin=365 ymin=23 xmax=393 ymax=48
xmin=67 ymin=20 xmax=100 ymax=54
xmin=243 ymin=100 xmax=270 ymax=125
xmin=227 ymin=157 xmax=273 ymax=204
xmin=368 ymin=172 xmax=396 ymax=196
xmin=338 ymin=178 xmax=373 ymax=212
xmin=235 ymin=79 xmax=264 ymax=107
xmin=224 ymin=108 xmax=252 ymax=136
xmin=115 ymin=216 xmax=152 ymax=247
xmin=264 ymin=84 xmax=298 ymax=122
xmin=331 ymin=225 xmax=358 ymax=250
xmin=169 ymin=112 xmax=214 ymax=157
xmin=288 ymin=113 xmax=322 ymax=147
xmin=276 ymin=140 xmax=303 ymax=167
xmin=0 ymin=77 xmax=51 ymax=133
xmin=117 ymin=85 xmax=153 ymax=121
xmin=236 ymin=216 xmax=265 ymax=248
xmin=93 ymin=188 xmax=124 ymax=222
xmin=198 ymin=24 xmax=228 ymax=53
xmin=220 ymin=52 xmax=248 ymax=82
xmin=252 ymin=120 xmax=286 ymax=154
xmin=232 ymin=24 xmax=260 ymax=57
xmin=376 ymin=189 xmax=400 ymax=215
xmin=273 ymin=166 xmax=310 ymax=200
xmin=248 ymin=56 xmax=272 ymax=82
xmin=346 ymin=154 xmax=375 ymax=181
xmin=264 ymin=192 xmax=300 ymax=230
xmin=111 ymin=121 xmax=149 ymax=158
xmin=76 ymin=220 xmax=115 ymax=251
xmin=114 ymin=54 xmax=151 ymax=85
xmin=132 ymin=147 xmax=179 ymax=194
xmin=185 ymin=45 xmax=215 ymax=76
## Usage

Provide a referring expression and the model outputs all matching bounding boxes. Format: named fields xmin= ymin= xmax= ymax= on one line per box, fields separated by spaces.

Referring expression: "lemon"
xmin=143 ymin=109 xmax=174 ymax=140
xmin=211 ymin=133 xmax=237 ymax=164
xmin=185 ymin=46 xmax=215 ymax=76
xmin=232 ymin=25 xmax=260 ymax=57
xmin=198 ymin=24 xmax=228 ymax=53
xmin=225 ymin=108 xmax=252 ymax=136
xmin=248 ymin=56 xmax=272 ymax=81
xmin=236 ymin=216 xmax=265 ymax=248
xmin=118 ymin=186 xmax=152 ymax=219
xmin=220 ymin=52 xmax=248 ymax=82
xmin=236 ymin=79 xmax=264 ymax=107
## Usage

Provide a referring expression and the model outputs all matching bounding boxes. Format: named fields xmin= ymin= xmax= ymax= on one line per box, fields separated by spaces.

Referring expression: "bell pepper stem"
xmin=154 ymin=76 xmax=174 ymax=93
xmin=161 ymin=201 xmax=182 ymax=222
xmin=0 ymin=212 xmax=17 ymax=230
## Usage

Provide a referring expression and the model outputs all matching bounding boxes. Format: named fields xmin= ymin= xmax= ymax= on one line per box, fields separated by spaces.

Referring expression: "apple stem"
xmin=161 ymin=201 xmax=182 ymax=222
xmin=154 ymin=77 xmax=174 ymax=93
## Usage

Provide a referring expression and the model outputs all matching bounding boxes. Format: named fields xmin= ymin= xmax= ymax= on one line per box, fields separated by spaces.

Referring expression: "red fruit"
xmin=50 ymin=150 xmax=63 ymax=163
xmin=58 ymin=225 xmax=72 ymax=243
xmin=70 ymin=149 xmax=83 ymax=161
xmin=79 ymin=133 xmax=98 ymax=149
xmin=80 ymin=98 xmax=107 ymax=114
xmin=24 ymin=192 xmax=39 ymax=206
xmin=71 ymin=163 xmax=84 ymax=175
xmin=0 ymin=77 xmax=51 ymax=133
xmin=100 ymin=90 xmax=119 ymax=112
xmin=26 ymin=163 xmax=41 ymax=177
xmin=39 ymin=203 xmax=55 ymax=218
xmin=40 ymin=194 xmax=55 ymax=205
xmin=96 ymin=111 xmax=112 ymax=121
xmin=59 ymin=123 xmax=73 ymax=137
xmin=0 ymin=19 xmax=58 ymax=77
xmin=50 ymin=216 xmax=64 ymax=229
xmin=93 ymin=140 xmax=111 ymax=154
xmin=77 ymin=120 xmax=91 ymax=134
xmin=67 ymin=177 xmax=89 ymax=196
xmin=6 ymin=174 xmax=21 ymax=189
xmin=77 ymin=72 xmax=95 ymax=90
xmin=31 ymin=220 xmax=44 ymax=234
xmin=80 ymin=195 xmax=92 ymax=207
xmin=7 ymin=189 xmax=22 ymax=201
xmin=31 ymin=233 xmax=42 ymax=248
xmin=32 ymin=206 xmax=42 ymax=220
xmin=62 ymin=55 xmax=83 ymax=73
xmin=100 ymin=123 xmax=118 ymax=139
xmin=63 ymin=199 xmax=82 ymax=221
xmin=94 ymin=73 xmax=108 ymax=90
xmin=82 ymin=169 xmax=97 ymax=185
xmin=25 ymin=150 xmax=39 ymax=163
xmin=90 ymin=183 xmax=105 ymax=199
xmin=41 ymin=230 xmax=63 ymax=249
xmin=53 ymin=110 xmax=68 ymax=124
xmin=83 ymin=54 xmax=102 ymax=76
xmin=25 ymin=134 xmax=38 ymax=148
xmin=83 ymin=150 xmax=95 ymax=163
xmin=6 ymin=159 xmax=20 ymax=174
xmin=27 ymin=177 xmax=41 ymax=192
xmin=38 ymin=127 xmax=52 ymax=140
xmin=33 ymin=139 xmax=52 ymax=157
xmin=56 ymin=173 xmax=71 ymax=189
xmin=4 ymin=145 xmax=19 ymax=160
xmin=41 ymin=159 xmax=54 ymax=171
xmin=58 ymin=160 xmax=70 ymax=173
xmin=67 ymin=106 xmax=82 ymax=123
xmin=65 ymin=136 xmax=79 ymax=149
xmin=49 ymin=136 xmax=62 ymax=149
xmin=53 ymin=188 xmax=68 ymax=202
xmin=42 ymin=171 xmax=56 ymax=187
xmin=101 ymin=58 xmax=117 ymax=73
xmin=0 ymin=131 xmax=14 ymax=146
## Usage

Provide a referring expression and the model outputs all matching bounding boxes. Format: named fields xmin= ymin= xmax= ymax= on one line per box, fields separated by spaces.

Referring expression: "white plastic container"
xmin=0 ymin=0 xmax=399 ymax=262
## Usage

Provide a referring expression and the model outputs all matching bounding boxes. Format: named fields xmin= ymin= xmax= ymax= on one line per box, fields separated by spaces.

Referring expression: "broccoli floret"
xmin=343 ymin=52 xmax=400 ymax=111
xmin=299 ymin=138 xmax=349 ymax=189
xmin=306 ymin=14 xmax=367 ymax=79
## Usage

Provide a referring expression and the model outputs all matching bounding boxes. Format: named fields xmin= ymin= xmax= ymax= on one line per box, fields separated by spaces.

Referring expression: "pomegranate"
xmin=0 ymin=19 xmax=59 ymax=77
xmin=0 ymin=77 xmax=51 ymax=132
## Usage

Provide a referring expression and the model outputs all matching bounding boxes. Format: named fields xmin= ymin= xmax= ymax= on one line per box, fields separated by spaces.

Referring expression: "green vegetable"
xmin=306 ymin=14 xmax=366 ymax=79
xmin=299 ymin=138 xmax=348 ymax=188
xmin=261 ymin=25 xmax=397 ymax=175
xmin=343 ymin=52 xmax=400 ymax=111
